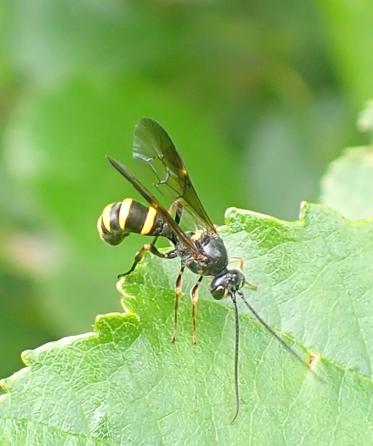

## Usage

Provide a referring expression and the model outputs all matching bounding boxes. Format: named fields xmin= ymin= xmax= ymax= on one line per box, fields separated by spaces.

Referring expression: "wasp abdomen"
xmin=97 ymin=198 xmax=164 ymax=246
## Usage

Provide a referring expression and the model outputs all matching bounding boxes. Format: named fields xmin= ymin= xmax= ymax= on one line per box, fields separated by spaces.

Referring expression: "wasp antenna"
xmin=107 ymin=156 xmax=122 ymax=172
xmin=230 ymin=292 xmax=240 ymax=424
xmin=237 ymin=291 xmax=320 ymax=379
xmin=107 ymin=155 xmax=120 ymax=167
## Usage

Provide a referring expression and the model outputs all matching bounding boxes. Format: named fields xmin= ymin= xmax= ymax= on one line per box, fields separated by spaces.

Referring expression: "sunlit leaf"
xmin=1 ymin=203 xmax=373 ymax=445
xmin=320 ymin=147 xmax=373 ymax=219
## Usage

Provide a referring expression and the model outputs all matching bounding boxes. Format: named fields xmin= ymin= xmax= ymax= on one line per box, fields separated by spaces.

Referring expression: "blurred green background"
xmin=0 ymin=0 xmax=372 ymax=378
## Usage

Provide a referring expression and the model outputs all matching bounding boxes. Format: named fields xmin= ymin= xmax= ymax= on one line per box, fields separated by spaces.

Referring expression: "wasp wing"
xmin=107 ymin=157 xmax=202 ymax=257
xmin=132 ymin=118 xmax=216 ymax=233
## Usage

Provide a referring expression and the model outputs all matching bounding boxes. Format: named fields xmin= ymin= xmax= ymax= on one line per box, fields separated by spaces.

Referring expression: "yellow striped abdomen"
xmin=97 ymin=198 xmax=163 ymax=246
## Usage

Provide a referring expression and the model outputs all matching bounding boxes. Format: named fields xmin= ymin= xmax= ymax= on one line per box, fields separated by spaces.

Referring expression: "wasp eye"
xmin=211 ymin=285 xmax=226 ymax=300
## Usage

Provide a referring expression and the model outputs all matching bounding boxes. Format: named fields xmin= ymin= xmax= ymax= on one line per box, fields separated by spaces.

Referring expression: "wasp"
xmin=98 ymin=118 xmax=314 ymax=422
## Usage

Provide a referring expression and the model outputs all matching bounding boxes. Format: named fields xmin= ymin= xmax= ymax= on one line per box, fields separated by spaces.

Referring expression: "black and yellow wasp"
xmin=97 ymin=118 xmax=314 ymax=422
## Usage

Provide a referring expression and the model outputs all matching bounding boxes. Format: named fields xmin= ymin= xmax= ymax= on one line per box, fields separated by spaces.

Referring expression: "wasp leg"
xmin=168 ymin=199 xmax=183 ymax=225
xmin=245 ymin=281 xmax=257 ymax=291
xmin=118 ymin=200 xmax=183 ymax=279
xmin=171 ymin=265 xmax=185 ymax=343
xmin=229 ymin=257 xmax=257 ymax=290
xmin=191 ymin=276 xmax=203 ymax=344
xmin=229 ymin=256 xmax=244 ymax=270
xmin=169 ymin=200 xmax=184 ymax=342
xmin=118 ymin=243 xmax=177 ymax=279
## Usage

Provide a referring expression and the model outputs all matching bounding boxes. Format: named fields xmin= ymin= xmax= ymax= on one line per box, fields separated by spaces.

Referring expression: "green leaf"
xmin=243 ymin=99 xmax=353 ymax=220
xmin=1 ymin=203 xmax=373 ymax=444
xmin=224 ymin=203 xmax=373 ymax=377
xmin=357 ymin=100 xmax=373 ymax=135
xmin=320 ymin=147 xmax=373 ymax=219
xmin=318 ymin=0 xmax=373 ymax=104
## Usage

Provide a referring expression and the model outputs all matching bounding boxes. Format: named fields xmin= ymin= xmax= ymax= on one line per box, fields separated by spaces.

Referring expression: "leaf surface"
xmin=321 ymin=147 xmax=373 ymax=219
xmin=1 ymin=203 xmax=373 ymax=445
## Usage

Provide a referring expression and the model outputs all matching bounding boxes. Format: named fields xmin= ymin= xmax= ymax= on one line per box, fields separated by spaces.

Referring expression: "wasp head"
xmin=210 ymin=269 xmax=245 ymax=300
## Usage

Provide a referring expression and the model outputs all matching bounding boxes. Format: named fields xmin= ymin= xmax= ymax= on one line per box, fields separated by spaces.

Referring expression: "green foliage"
xmin=224 ymin=204 xmax=373 ymax=376
xmin=321 ymin=147 xmax=373 ymax=219
xmin=1 ymin=2 xmax=373 ymax=441
xmin=0 ymin=270 xmax=52 ymax=378
xmin=1 ymin=203 xmax=373 ymax=445
xmin=319 ymin=0 xmax=373 ymax=104
xmin=0 ymin=0 xmax=367 ymax=379
xmin=321 ymin=101 xmax=373 ymax=219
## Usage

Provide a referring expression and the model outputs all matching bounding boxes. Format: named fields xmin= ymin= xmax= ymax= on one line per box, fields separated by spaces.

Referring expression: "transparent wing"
xmin=132 ymin=118 xmax=216 ymax=233
xmin=107 ymin=157 xmax=202 ymax=257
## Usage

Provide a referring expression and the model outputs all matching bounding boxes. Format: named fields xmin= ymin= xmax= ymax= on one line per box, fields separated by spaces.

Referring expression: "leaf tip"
xmin=115 ymin=273 xmax=142 ymax=304
xmin=225 ymin=206 xmax=276 ymax=232
xmin=21 ymin=349 xmax=36 ymax=367
xmin=299 ymin=200 xmax=312 ymax=222
xmin=94 ymin=312 xmax=140 ymax=344
xmin=0 ymin=379 xmax=9 ymax=393
xmin=0 ymin=367 xmax=29 ymax=395
xmin=298 ymin=201 xmax=334 ymax=226
xmin=357 ymin=100 xmax=373 ymax=133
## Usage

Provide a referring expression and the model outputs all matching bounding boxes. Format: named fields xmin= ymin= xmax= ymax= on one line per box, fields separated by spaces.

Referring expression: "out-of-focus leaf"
xmin=318 ymin=0 xmax=373 ymax=104
xmin=1 ymin=202 xmax=373 ymax=444
xmin=243 ymin=99 xmax=351 ymax=219
xmin=0 ymin=167 xmax=55 ymax=379
xmin=8 ymin=0 xmax=130 ymax=83
xmin=6 ymin=0 xmax=337 ymax=160
xmin=320 ymin=147 xmax=373 ymax=219
xmin=3 ymin=77 xmax=242 ymax=333
xmin=244 ymin=111 xmax=316 ymax=219
xmin=0 ymin=268 xmax=53 ymax=378
xmin=320 ymin=102 xmax=373 ymax=219
xmin=357 ymin=100 xmax=373 ymax=133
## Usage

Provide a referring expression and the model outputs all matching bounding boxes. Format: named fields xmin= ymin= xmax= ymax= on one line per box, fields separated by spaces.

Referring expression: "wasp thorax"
xmin=210 ymin=269 xmax=246 ymax=300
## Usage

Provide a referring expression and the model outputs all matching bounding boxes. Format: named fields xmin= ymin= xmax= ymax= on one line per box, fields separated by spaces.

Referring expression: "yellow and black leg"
xmin=171 ymin=265 xmax=185 ymax=343
xmin=169 ymin=199 xmax=184 ymax=341
xmin=118 ymin=242 xmax=177 ymax=278
xmin=245 ymin=281 xmax=257 ymax=291
xmin=167 ymin=198 xmax=183 ymax=226
xmin=191 ymin=276 xmax=203 ymax=344
xmin=229 ymin=256 xmax=244 ymax=270
xmin=118 ymin=199 xmax=184 ymax=278
xmin=229 ymin=256 xmax=257 ymax=290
